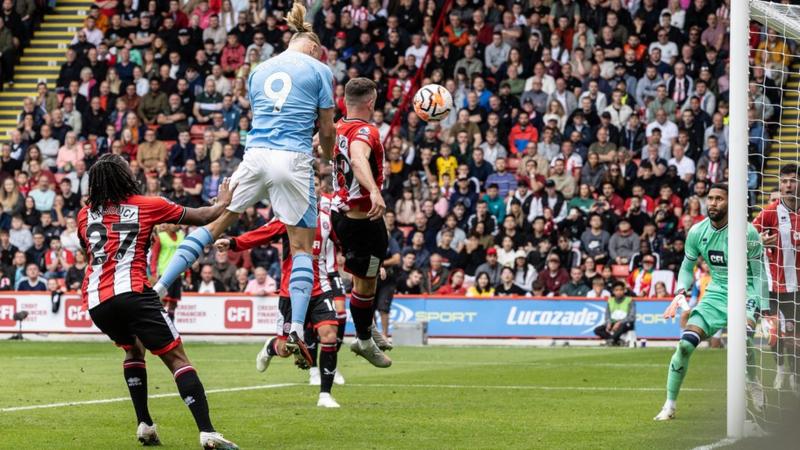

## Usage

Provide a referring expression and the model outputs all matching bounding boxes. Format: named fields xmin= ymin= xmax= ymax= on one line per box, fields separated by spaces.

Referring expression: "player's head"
xmin=287 ymin=3 xmax=322 ymax=59
xmin=707 ymin=183 xmax=728 ymax=223
xmin=344 ymin=77 xmax=377 ymax=113
xmin=779 ymin=164 xmax=800 ymax=199
xmin=88 ymin=154 xmax=141 ymax=212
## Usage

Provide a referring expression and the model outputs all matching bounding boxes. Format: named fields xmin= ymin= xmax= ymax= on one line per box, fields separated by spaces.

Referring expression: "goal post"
xmin=734 ymin=0 xmax=800 ymax=440
xmin=729 ymin=0 xmax=749 ymax=440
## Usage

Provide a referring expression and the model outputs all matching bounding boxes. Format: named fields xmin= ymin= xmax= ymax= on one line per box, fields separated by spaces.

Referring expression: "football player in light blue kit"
xmin=153 ymin=3 xmax=336 ymax=365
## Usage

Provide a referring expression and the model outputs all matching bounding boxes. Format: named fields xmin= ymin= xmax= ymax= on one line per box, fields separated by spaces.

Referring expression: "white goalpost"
xmin=730 ymin=0 xmax=800 ymax=441
xmin=728 ymin=0 xmax=749 ymax=440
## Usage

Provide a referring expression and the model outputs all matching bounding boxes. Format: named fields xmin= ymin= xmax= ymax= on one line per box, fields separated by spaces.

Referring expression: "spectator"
xmin=581 ymin=214 xmax=611 ymax=264
xmin=539 ymin=254 xmax=569 ymax=296
xmin=397 ymin=268 xmax=426 ymax=294
xmin=244 ymin=266 xmax=276 ymax=295
xmin=194 ymin=264 xmax=226 ymax=293
xmin=437 ymin=268 xmax=467 ymax=295
xmin=16 ymin=263 xmax=46 ymax=291
xmin=496 ymin=266 xmax=527 ymax=296
xmin=628 ymin=254 xmax=657 ymax=296
xmin=65 ymin=249 xmax=87 ymax=291
xmin=466 ymin=271 xmax=494 ymax=297
xmin=44 ymin=237 xmax=74 ymax=278
xmin=424 ymin=253 xmax=449 ymax=293
xmin=587 ymin=276 xmax=611 ymax=298
xmin=475 ymin=246 xmax=501 ymax=286
xmin=560 ymin=266 xmax=590 ymax=297
xmin=608 ymin=219 xmax=640 ymax=266
xmin=593 ymin=280 xmax=636 ymax=345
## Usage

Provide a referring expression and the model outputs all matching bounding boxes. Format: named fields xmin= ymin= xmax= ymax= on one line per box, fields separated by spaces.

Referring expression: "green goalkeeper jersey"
xmin=677 ymin=218 xmax=768 ymax=310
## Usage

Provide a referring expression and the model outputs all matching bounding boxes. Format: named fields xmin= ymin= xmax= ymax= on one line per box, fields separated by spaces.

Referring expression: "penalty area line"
xmin=0 ymin=383 xmax=300 ymax=413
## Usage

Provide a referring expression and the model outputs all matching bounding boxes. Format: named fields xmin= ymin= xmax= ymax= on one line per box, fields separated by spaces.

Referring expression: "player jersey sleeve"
xmin=746 ymin=224 xmax=770 ymax=310
xmin=316 ymin=64 xmax=334 ymax=109
xmin=230 ymin=219 xmax=287 ymax=251
xmin=77 ymin=207 xmax=88 ymax=250
xmin=677 ymin=224 xmax=700 ymax=292
xmin=144 ymin=196 xmax=186 ymax=224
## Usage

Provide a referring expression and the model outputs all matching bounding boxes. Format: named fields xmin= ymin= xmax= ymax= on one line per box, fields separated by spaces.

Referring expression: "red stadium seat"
xmin=507 ymin=157 xmax=520 ymax=171
xmin=399 ymin=226 xmax=413 ymax=238
xmin=611 ymin=265 xmax=630 ymax=279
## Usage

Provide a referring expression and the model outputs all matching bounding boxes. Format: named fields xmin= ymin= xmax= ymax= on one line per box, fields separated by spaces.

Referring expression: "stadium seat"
xmin=399 ymin=226 xmax=413 ymax=238
xmin=648 ymin=270 xmax=676 ymax=296
xmin=190 ymin=124 xmax=208 ymax=140
xmin=611 ymin=265 xmax=630 ymax=279
xmin=507 ymin=157 xmax=520 ymax=171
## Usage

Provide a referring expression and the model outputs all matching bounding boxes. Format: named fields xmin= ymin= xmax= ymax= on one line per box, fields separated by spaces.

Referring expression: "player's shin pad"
xmin=289 ymin=253 xmax=313 ymax=334
xmin=349 ymin=290 xmax=375 ymax=340
xmin=666 ymin=331 xmax=700 ymax=401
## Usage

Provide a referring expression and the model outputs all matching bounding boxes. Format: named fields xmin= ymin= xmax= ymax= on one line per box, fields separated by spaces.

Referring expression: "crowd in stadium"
xmin=0 ymin=0 xmax=777 ymax=300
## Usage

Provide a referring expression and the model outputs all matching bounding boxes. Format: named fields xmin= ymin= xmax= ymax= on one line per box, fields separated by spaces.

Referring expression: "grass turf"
xmin=0 ymin=341 xmax=728 ymax=449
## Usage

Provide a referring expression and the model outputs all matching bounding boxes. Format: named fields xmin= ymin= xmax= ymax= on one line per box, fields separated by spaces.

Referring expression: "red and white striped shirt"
xmin=78 ymin=195 xmax=186 ymax=308
xmin=230 ymin=204 xmax=338 ymax=297
xmin=753 ymin=199 xmax=800 ymax=293
xmin=332 ymin=118 xmax=385 ymax=212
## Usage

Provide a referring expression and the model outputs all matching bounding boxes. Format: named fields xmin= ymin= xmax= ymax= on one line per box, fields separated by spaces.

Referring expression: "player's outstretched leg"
xmin=317 ymin=325 xmax=340 ymax=408
xmin=154 ymin=212 xmax=240 ymax=299
xmin=655 ymin=329 xmax=701 ymax=421
xmin=154 ymin=227 xmax=214 ymax=299
xmin=123 ymin=342 xmax=160 ymax=446
xmin=160 ymin=345 xmax=238 ymax=449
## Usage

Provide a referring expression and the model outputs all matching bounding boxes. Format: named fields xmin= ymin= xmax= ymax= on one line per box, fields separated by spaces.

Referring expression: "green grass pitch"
xmin=0 ymin=342 xmax=728 ymax=449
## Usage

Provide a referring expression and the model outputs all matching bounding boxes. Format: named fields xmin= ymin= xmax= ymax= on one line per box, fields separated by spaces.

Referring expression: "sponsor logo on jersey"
xmin=708 ymin=250 xmax=726 ymax=266
xmin=358 ymin=127 xmax=370 ymax=136
xmin=65 ymin=298 xmax=93 ymax=328
xmin=224 ymin=299 xmax=253 ymax=329
xmin=0 ymin=298 xmax=15 ymax=326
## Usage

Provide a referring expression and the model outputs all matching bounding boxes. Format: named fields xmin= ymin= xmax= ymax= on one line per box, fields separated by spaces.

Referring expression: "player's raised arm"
xmin=215 ymin=219 xmax=287 ymax=252
xmin=180 ymin=177 xmax=235 ymax=225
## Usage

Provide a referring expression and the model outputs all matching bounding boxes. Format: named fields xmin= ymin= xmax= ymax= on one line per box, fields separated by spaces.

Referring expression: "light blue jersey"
xmin=247 ymin=50 xmax=334 ymax=153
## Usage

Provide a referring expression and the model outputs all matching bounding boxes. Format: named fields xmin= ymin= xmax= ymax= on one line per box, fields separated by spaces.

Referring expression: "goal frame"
xmin=728 ymin=0 xmax=749 ymax=439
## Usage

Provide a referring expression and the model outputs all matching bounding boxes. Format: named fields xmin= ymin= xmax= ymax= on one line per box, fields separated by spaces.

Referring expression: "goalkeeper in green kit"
xmin=654 ymin=183 xmax=769 ymax=421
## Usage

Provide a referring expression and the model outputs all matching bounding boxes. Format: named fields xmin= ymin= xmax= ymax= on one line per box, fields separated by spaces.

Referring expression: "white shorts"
xmin=229 ymin=148 xmax=317 ymax=227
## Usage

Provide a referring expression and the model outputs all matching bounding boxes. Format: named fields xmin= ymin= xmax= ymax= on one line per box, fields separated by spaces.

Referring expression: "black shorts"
xmin=163 ymin=279 xmax=182 ymax=303
xmin=277 ymin=295 xmax=338 ymax=338
xmin=332 ymin=211 xmax=388 ymax=279
xmin=89 ymin=289 xmax=181 ymax=355
xmin=328 ymin=274 xmax=345 ymax=299
xmin=375 ymin=280 xmax=396 ymax=313
xmin=770 ymin=291 xmax=799 ymax=332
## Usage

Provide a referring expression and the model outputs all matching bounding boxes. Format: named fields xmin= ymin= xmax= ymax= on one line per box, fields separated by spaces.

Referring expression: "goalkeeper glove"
xmin=663 ymin=289 xmax=690 ymax=319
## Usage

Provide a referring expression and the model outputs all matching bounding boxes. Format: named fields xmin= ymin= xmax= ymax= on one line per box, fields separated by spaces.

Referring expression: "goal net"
xmin=740 ymin=0 xmax=800 ymax=437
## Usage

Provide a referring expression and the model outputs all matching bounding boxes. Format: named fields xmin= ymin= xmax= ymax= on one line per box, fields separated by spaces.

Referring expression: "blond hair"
xmin=287 ymin=3 xmax=320 ymax=45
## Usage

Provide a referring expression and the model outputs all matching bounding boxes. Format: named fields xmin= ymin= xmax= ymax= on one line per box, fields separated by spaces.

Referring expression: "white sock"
xmin=290 ymin=322 xmax=305 ymax=340
xmin=319 ymin=392 xmax=331 ymax=399
xmin=664 ymin=399 xmax=676 ymax=410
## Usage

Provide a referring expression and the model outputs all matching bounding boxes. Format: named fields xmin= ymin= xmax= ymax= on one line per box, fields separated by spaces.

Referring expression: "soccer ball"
xmin=412 ymin=84 xmax=453 ymax=122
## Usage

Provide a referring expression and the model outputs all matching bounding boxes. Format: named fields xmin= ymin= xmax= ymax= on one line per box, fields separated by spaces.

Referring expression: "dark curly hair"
xmin=87 ymin=154 xmax=140 ymax=212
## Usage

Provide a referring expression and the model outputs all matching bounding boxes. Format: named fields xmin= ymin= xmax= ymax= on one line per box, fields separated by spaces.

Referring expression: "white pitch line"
xmin=1 ymin=382 xmax=721 ymax=413
xmin=0 ymin=383 xmax=300 ymax=413
xmin=345 ymin=383 xmax=721 ymax=393
xmin=692 ymin=437 xmax=739 ymax=450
